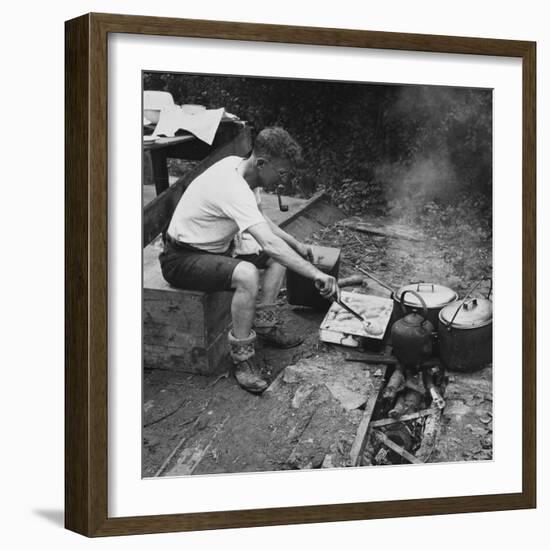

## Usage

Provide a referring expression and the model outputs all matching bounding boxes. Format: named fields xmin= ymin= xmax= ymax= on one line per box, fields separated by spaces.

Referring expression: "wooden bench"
xmin=143 ymin=124 xmax=252 ymax=374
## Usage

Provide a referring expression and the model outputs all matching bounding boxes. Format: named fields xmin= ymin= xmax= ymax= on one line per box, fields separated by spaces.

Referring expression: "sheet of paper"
xmin=152 ymin=106 xmax=225 ymax=144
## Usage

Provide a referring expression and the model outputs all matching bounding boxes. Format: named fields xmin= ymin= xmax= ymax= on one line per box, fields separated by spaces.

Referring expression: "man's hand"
xmin=248 ymin=222 xmax=329 ymax=284
xmin=295 ymin=242 xmax=315 ymax=262
xmin=315 ymin=274 xmax=339 ymax=300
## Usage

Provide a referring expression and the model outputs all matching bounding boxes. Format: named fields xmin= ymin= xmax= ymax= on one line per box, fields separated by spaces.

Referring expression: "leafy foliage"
xmin=144 ymin=72 xmax=492 ymax=213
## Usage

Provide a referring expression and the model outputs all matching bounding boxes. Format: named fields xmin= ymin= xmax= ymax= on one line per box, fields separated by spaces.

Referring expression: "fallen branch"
xmin=339 ymin=220 xmax=423 ymax=242
xmin=185 ymin=414 xmax=231 ymax=475
xmin=374 ymin=430 xmax=422 ymax=464
xmin=143 ymin=399 xmax=188 ymax=428
xmin=209 ymin=371 xmax=230 ymax=387
xmin=370 ymin=408 xmax=435 ymax=428
xmin=415 ymin=407 xmax=442 ymax=463
xmin=346 ymin=352 xmax=440 ymax=370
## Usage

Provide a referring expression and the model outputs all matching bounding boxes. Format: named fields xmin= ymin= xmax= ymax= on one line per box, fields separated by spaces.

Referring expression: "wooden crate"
xmin=143 ymin=258 xmax=233 ymax=375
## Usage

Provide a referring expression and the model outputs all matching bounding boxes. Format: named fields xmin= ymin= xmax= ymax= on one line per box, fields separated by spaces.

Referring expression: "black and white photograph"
xmin=142 ymin=72 xmax=493 ymax=478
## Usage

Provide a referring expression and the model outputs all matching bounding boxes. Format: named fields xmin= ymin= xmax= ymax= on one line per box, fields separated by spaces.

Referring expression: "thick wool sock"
xmin=227 ymin=330 xmax=256 ymax=363
xmin=254 ymin=304 xmax=277 ymax=329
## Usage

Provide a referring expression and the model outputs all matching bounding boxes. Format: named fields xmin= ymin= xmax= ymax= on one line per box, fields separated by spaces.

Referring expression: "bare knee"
xmin=231 ymin=261 xmax=259 ymax=294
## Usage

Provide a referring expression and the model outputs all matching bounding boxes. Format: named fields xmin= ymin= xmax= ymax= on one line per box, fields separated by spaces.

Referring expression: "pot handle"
xmin=462 ymin=276 xmax=493 ymax=302
xmin=400 ymin=290 xmax=429 ymax=321
xmin=445 ymin=277 xmax=492 ymax=330
xmin=415 ymin=282 xmax=435 ymax=293
xmin=462 ymin=298 xmax=478 ymax=310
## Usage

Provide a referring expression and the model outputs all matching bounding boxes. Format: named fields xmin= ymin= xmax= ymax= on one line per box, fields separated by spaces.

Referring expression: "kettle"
xmin=391 ymin=290 xmax=434 ymax=367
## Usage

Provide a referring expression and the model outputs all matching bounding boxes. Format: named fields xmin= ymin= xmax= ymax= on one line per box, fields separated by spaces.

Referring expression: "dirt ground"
xmin=143 ymin=203 xmax=493 ymax=477
xmin=143 ymin=307 xmax=329 ymax=477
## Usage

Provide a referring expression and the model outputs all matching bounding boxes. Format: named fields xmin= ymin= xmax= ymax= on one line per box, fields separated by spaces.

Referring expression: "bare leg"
xmin=259 ymin=258 xmax=286 ymax=304
xmin=230 ymin=261 xmax=259 ymax=339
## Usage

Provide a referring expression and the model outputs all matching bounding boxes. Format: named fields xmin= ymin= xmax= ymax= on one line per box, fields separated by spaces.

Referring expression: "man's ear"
xmin=256 ymin=157 xmax=267 ymax=169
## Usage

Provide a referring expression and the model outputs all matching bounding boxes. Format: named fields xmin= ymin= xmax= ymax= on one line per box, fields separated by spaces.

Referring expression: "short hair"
xmin=253 ymin=127 xmax=303 ymax=168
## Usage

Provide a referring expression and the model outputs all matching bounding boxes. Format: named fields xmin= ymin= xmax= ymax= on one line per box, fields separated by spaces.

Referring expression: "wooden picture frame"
xmin=65 ymin=12 xmax=536 ymax=537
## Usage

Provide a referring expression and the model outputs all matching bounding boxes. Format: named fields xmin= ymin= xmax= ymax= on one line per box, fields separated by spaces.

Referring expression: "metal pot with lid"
xmin=438 ymin=278 xmax=493 ymax=372
xmin=355 ymin=268 xmax=458 ymax=330
xmin=394 ymin=282 xmax=458 ymax=329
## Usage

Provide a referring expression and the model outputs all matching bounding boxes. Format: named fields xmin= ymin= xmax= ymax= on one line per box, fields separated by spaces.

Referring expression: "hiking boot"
xmin=254 ymin=304 xmax=304 ymax=349
xmin=228 ymin=330 xmax=268 ymax=394
xmin=234 ymin=358 xmax=268 ymax=394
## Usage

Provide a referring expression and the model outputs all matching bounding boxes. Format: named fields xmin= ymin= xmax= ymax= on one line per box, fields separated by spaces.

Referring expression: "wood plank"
xmin=283 ymin=215 xmax=324 ymax=241
xmin=277 ymin=191 xmax=326 ymax=229
xmin=144 ymin=287 xmax=232 ymax=342
xmin=143 ymin=295 xmax=232 ymax=345
xmin=349 ymin=367 xmax=387 ymax=466
xmin=204 ymin=292 xmax=234 ymax=338
xmin=302 ymin=199 xmax=347 ymax=227
xmin=144 ymin=321 xmax=212 ymax=349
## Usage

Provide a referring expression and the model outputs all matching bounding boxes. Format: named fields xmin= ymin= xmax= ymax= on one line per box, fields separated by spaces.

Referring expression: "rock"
xmin=348 ymin=409 xmax=363 ymax=424
xmin=324 ymin=380 xmax=367 ymax=410
xmin=195 ymin=413 xmax=211 ymax=431
xmin=475 ymin=450 xmax=492 ymax=460
xmin=144 ymin=436 xmax=160 ymax=448
xmin=445 ymin=401 xmax=470 ymax=417
xmin=311 ymin=452 xmax=325 ymax=468
xmin=468 ymin=393 xmax=485 ymax=406
xmin=282 ymin=366 xmax=299 ymax=384
xmin=291 ymin=385 xmax=314 ymax=408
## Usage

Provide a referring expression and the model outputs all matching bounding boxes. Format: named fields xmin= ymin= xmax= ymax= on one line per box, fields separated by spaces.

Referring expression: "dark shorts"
xmin=159 ymin=236 xmax=271 ymax=292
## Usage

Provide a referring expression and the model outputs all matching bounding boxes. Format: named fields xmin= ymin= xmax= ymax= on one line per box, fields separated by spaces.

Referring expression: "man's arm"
xmin=263 ymin=214 xmax=313 ymax=260
xmin=247 ymin=222 xmax=337 ymax=297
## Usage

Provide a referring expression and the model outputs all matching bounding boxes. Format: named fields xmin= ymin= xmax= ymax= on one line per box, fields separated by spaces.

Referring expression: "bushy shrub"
xmin=144 ymin=73 xmax=492 ymax=212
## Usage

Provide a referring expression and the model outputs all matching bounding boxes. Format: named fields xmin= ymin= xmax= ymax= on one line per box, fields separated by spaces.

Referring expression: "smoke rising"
xmin=375 ymin=85 xmax=492 ymax=218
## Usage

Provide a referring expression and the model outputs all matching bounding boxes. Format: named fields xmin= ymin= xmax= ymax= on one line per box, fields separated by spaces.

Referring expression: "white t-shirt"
xmin=233 ymin=187 xmax=263 ymax=255
xmin=167 ymin=156 xmax=265 ymax=253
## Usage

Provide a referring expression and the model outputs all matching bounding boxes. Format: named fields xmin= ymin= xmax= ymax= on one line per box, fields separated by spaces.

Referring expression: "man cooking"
xmin=160 ymin=127 xmax=338 ymax=394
